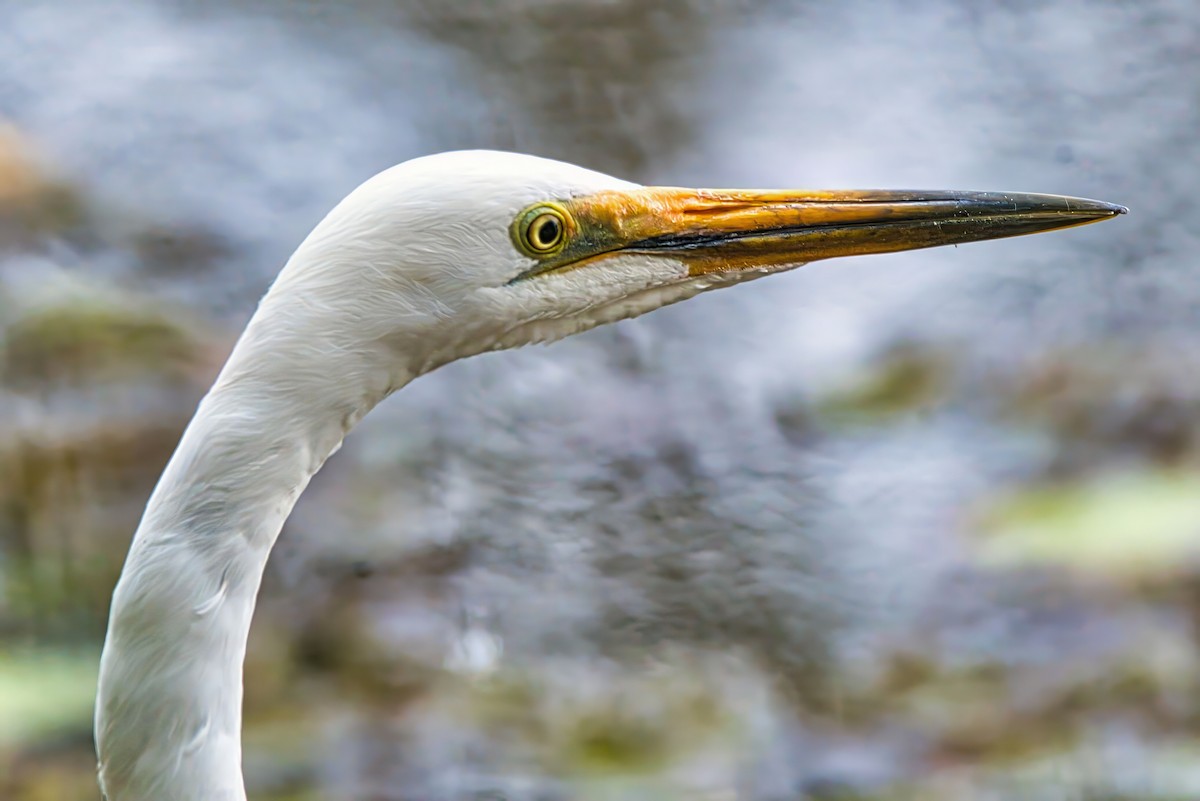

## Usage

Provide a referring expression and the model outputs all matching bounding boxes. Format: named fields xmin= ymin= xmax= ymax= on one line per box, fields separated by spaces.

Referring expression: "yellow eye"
xmin=522 ymin=207 xmax=568 ymax=254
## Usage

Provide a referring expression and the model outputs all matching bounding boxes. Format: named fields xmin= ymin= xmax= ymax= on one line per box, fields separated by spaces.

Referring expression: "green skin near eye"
xmin=508 ymin=200 xmax=633 ymax=282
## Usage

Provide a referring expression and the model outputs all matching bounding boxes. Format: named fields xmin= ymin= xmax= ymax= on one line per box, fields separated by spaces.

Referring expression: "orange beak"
xmin=516 ymin=187 xmax=1126 ymax=280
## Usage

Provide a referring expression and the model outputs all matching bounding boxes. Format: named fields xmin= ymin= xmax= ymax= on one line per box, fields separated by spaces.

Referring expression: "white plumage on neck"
xmin=94 ymin=313 xmax=389 ymax=801
xmin=93 ymin=151 xmax=710 ymax=801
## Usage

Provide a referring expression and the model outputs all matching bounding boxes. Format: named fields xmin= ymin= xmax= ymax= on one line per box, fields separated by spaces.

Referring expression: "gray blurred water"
xmin=1 ymin=1 xmax=1197 ymax=798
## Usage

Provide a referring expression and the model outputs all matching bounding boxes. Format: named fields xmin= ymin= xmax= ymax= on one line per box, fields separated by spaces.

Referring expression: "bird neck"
xmin=94 ymin=306 xmax=404 ymax=801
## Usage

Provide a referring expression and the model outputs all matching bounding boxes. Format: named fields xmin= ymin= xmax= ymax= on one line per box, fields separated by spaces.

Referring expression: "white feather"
xmin=94 ymin=151 xmax=789 ymax=801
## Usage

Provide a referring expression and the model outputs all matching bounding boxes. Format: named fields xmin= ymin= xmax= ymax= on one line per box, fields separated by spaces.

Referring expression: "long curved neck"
xmin=94 ymin=296 xmax=405 ymax=801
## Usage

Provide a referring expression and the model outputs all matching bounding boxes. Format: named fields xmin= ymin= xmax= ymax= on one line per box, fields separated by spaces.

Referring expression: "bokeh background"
xmin=0 ymin=1 xmax=1196 ymax=799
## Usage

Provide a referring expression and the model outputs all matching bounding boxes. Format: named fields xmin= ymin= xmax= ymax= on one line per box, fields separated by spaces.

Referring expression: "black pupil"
xmin=535 ymin=216 xmax=560 ymax=247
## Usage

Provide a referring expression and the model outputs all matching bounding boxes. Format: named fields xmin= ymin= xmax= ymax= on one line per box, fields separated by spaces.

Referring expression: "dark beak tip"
xmin=1067 ymin=196 xmax=1126 ymax=215
xmin=1076 ymin=198 xmax=1127 ymax=219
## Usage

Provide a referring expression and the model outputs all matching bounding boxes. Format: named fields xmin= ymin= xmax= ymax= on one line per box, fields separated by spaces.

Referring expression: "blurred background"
xmin=0 ymin=1 xmax=1195 ymax=798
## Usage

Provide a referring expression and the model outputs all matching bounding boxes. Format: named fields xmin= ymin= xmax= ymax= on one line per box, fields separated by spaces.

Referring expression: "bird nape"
xmin=92 ymin=150 xmax=1125 ymax=801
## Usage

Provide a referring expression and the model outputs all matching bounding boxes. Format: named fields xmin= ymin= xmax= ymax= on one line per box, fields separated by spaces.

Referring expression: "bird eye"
xmin=517 ymin=206 xmax=570 ymax=255
xmin=529 ymin=214 xmax=562 ymax=250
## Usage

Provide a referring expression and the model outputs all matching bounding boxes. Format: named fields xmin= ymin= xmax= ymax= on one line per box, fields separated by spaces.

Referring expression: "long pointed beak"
xmin=547 ymin=188 xmax=1126 ymax=278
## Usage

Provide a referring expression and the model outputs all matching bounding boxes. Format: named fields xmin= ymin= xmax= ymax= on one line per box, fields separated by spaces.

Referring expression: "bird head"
xmin=266 ymin=150 xmax=1124 ymax=381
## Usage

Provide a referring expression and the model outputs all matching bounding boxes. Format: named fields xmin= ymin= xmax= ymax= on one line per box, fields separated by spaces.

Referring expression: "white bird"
xmin=92 ymin=150 xmax=1124 ymax=801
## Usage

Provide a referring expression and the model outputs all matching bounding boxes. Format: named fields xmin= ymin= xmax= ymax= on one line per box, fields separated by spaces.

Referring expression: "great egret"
xmin=92 ymin=150 xmax=1124 ymax=801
